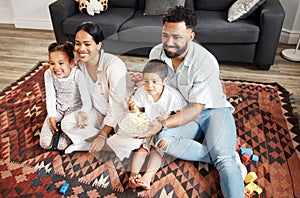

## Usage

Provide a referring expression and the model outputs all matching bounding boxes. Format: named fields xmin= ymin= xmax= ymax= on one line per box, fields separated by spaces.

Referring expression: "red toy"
xmin=236 ymin=145 xmax=259 ymax=164
xmin=241 ymin=153 xmax=251 ymax=163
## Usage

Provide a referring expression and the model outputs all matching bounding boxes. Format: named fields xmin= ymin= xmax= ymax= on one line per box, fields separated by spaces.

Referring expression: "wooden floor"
xmin=0 ymin=23 xmax=299 ymax=123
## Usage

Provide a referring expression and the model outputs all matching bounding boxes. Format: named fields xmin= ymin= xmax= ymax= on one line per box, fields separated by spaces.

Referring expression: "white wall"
xmin=279 ymin=0 xmax=300 ymax=44
xmin=0 ymin=0 xmax=14 ymax=23
xmin=1 ymin=0 xmax=56 ymax=30
xmin=0 ymin=0 xmax=299 ymax=44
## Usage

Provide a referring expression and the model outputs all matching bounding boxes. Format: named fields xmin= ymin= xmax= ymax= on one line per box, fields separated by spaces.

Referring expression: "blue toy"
xmin=59 ymin=182 xmax=69 ymax=195
xmin=239 ymin=148 xmax=254 ymax=156
xmin=251 ymin=154 xmax=259 ymax=162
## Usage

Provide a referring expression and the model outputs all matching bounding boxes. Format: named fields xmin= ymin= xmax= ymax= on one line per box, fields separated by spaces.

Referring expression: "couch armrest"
xmin=254 ymin=0 xmax=285 ymax=68
xmin=49 ymin=0 xmax=77 ymax=44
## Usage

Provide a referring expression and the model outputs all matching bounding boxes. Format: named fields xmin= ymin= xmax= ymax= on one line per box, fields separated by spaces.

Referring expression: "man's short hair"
xmin=143 ymin=59 xmax=168 ymax=80
xmin=162 ymin=5 xmax=197 ymax=29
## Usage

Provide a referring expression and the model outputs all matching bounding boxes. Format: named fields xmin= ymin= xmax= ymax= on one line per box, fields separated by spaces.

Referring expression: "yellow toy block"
xmin=244 ymin=172 xmax=258 ymax=184
xmin=254 ymin=184 xmax=263 ymax=194
xmin=245 ymin=182 xmax=263 ymax=195
xmin=245 ymin=182 xmax=256 ymax=194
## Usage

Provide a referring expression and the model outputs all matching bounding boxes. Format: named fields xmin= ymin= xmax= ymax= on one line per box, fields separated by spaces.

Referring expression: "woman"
xmin=62 ymin=21 xmax=129 ymax=154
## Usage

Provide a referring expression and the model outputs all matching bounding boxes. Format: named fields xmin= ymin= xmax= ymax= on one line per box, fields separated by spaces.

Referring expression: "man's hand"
xmin=49 ymin=117 xmax=58 ymax=133
xmin=89 ymin=134 xmax=106 ymax=153
xmin=77 ymin=111 xmax=88 ymax=128
xmin=156 ymin=113 xmax=169 ymax=124
xmin=137 ymin=121 xmax=162 ymax=139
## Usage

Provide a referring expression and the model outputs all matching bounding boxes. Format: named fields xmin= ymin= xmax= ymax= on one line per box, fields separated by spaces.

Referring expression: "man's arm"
xmin=137 ymin=103 xmax=204 ymax=139
xmin=165 ymin=103 xmax=205 ymax=128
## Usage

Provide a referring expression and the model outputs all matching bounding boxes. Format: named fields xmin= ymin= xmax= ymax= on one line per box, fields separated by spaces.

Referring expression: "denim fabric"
xmin=155 ymin=107 xmax=244 ymax=198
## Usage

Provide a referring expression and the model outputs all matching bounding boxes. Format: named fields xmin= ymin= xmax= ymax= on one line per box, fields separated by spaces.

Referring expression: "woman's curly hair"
xmin=161 ymin=5 xmax=197 ymax=30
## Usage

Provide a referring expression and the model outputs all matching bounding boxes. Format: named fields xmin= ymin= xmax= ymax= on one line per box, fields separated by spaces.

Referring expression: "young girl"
xmin=39 ymin=42 xmax=92 ymax=151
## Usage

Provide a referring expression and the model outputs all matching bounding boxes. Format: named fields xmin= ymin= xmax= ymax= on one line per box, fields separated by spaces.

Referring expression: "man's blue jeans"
xmin=154 ymin=107 xmax=244 ymax=198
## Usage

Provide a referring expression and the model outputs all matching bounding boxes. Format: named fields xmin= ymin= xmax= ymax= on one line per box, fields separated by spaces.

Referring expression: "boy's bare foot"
xmin=128 ymin=174 xmax=141 ymax=191
xmin=135 ymin=177 xmax=151 ymax=190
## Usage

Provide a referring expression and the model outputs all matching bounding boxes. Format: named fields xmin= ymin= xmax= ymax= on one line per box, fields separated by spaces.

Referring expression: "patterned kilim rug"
xmin=0 ymin=62 xmax=300 ymax=198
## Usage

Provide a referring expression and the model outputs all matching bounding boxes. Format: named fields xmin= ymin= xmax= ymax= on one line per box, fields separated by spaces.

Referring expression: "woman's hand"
xmin=77 ymin=111 xmax=89 ymax=128
xmin=49 ymin=117 xmax=58 ymax=133
xmin=89 ymin=133 xmax=107 ymax=153
xmin=137 ymin=121 xmax=162 ymax=139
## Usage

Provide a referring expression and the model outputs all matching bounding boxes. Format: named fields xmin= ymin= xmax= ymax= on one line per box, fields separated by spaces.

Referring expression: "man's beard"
xmin=163 ymin=44 xmax=187 ymax=58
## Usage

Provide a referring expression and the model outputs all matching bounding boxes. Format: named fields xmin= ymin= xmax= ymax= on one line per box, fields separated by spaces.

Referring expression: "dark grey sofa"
xmin=49 ymin=0 xmax=285 ymax=70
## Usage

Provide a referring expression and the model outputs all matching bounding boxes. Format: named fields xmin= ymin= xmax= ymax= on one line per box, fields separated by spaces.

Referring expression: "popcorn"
xmin=119 ymin=112 xmax=149 ymax=135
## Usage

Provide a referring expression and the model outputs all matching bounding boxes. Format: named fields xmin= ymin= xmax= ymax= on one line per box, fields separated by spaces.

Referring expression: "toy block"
xmin=254 ymin=184 xmax=263 ymax=195
xmin=245 ymin=182 xmax=256 ymax=194
xmin=241 ymin=153 xmax=251 ymax=163
xmin=251 ymin=154 xmax=259 ymax=162
xmin=244 ymin=172 xmax=258 ymax=184
xmin=245 ymin=182 xmax=263 ymax=195
xmin=59 ymin=182 xmax=69 ymax=195
xmin=240 ymin=148 xmax=254 ymax=156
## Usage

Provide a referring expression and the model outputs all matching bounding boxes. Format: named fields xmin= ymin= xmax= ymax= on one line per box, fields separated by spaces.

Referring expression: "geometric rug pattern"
xmin=0 ymin=62 xmax=299 ymax=198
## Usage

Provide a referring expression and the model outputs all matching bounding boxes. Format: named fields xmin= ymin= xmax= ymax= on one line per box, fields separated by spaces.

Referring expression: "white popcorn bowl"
xmin=117 ymin=112 xmax=150 ymax=137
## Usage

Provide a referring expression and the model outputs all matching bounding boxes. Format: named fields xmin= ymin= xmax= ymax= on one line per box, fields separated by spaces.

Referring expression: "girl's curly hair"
xmin=161 ymin=5 xmax=197 ymax=30
xmin=48 ymin=41 xmax=75 ymax=61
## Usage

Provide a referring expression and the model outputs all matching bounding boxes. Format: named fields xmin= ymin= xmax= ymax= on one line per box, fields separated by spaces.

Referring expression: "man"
xmin=145 ymin=6 xmax=245 ymax=198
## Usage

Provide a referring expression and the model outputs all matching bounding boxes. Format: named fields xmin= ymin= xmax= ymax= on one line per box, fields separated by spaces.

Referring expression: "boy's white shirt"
xmin=134 ymin=84 xmax=188 ymax=120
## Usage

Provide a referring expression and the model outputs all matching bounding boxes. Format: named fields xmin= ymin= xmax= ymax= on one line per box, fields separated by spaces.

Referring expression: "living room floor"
xmin=0 ymin=24 xmax=299 ymax=125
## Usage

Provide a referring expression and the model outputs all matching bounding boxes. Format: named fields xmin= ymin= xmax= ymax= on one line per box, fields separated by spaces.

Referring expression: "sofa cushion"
xmin=137 ymin=0 xmax=194 ymax=10
xmin=62 ymin=7 xmax=135 ymax=40
xmin=194 ymin=0 xmax=235 ymax=11
xmin=143 ymin=0 xmax=185 ymax=16
xmin=109 ymin=0 xmax=137 ymax=8
xmin=118 ymin=10 xmax=163 ymax=43
xmin=227 ymin=0 xmax=266 ymax=22
xmin=193 ymin=10 xmax=259 ymax=43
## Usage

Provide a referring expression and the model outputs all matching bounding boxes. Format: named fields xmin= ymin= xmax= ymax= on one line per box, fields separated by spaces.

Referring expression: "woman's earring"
xmin=98 ymin=42 xmax=102 ymax=50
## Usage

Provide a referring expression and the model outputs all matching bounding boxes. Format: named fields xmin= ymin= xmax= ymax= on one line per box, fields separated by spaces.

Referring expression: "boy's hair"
xmin=143 ymin=59 xmax=168 ymax=80
xmin=75 ymin=21 xmax=104 ymax=43
xmin=48 ymin=42 xmax=75 ymax=61
xmin=161 ymin=5 xmax=197 ymax=30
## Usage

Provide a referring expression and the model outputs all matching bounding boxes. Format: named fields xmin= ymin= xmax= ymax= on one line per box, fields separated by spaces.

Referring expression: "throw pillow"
xmin=144 ymin=0 xmax=185 ymax=16
xmin=227 ymin=0 xmax=266 ymax=22
xmin=75 ymin=0 xmax=108 ymax=16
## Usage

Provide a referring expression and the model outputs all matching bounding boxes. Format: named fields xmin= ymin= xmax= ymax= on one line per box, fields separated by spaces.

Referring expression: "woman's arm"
xmin=89 ymin=55 xmax=128 ymax=153
xmin=76 ymin=69 xmax=93 ymax=128
xmin=76 ymin=69 xmax=92 ymax=113
xmin=103 ymin=56 xmax=128 ymax=128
